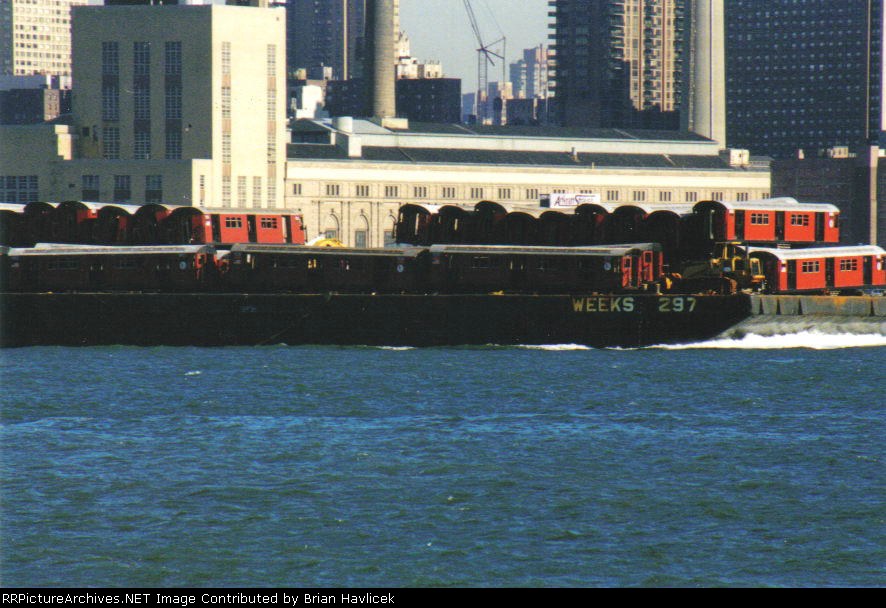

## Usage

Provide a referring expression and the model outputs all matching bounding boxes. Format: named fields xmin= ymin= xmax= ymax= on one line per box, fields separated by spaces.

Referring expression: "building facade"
xmin=1 ymin=3 xmax=287 ymax=208
xmin=772 ymin=147 xmax=884 ymax=247
xmin=549 ymin=0 xmax=686 ymax=130
xmin=1 ymin=0 xmax=88 ymax=78
xmin=284 ymin=118 xmax=771 ymax=247
xmin=726 ymin=0 xmax=883 ymax=159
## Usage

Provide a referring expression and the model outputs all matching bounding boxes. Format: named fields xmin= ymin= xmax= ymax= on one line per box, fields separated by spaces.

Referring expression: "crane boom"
xmin=462 ymin=0 xmax=505 ymax=123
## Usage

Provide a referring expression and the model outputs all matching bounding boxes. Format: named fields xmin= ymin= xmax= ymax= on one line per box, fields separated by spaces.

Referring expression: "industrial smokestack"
xmin=683 ymin=0 xmax=726 ymax=147
xmin=366 ymin=0 xmax=396 ymax=120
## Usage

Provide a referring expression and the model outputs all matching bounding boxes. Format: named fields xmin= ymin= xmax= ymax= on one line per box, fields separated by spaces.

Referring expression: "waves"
xmin=653 ymin=330 xmax=886 ymax=350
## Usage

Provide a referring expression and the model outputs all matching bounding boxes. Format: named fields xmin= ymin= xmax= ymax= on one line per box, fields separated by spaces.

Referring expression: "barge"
xmin=2 ymin=291 xmax=883 ymax=348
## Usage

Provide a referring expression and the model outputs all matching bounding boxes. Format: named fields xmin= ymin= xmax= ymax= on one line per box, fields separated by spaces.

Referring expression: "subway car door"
xmin=621 ymin=256 xmax=634 ymax=289
xmin=825 ymin=258 xmax=835 ymax=289
xmin=211 ymin=216 xmax=222 ymax=243
xmin=863 ymin=256 xmax=873 ymax=286
xmin=247 ymin=216 xmax=257 ymax=243
xmin=787 ymin=260 xmax=797 ymax=291
xmin=283 ymin=216 xmax=293 ymax=243
xmin=775 ymin=212 xmax=785 ymax=241
xmin=815 ymin=213 xmax=825 ymax=242
xmin=734 ymin=211 xmax=745 ymax=240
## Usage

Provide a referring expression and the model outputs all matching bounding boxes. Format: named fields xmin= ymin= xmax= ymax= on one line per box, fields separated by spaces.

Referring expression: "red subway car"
xmin=692 ymin=198 xmax=840 ymax=245
xmin=748 ymin=246 xmax=886 ymax=293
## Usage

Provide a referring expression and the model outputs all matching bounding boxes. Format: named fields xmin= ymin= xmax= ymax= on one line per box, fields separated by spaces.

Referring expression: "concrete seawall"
xmin=724 ymin=295 xmax=886 ymax=338
xmin=750 ymin=295 xmax=886 ymax=317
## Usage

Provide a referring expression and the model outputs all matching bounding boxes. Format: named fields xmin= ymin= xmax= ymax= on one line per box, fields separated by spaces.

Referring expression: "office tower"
xmin=1 ymin=0 xmax=88 ymax=77
xmin=548 ymin=0 xmax=687 ymax=130
xmin=726 ymin=0 xmax=883 ymax=158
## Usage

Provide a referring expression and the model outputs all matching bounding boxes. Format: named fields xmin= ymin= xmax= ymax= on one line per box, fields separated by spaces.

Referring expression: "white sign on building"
xmin=541 ymin=193 xmax=602 ymax=208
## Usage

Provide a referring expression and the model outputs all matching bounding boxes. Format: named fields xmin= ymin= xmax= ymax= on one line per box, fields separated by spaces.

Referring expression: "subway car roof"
xmin=7 ymin=244 xmax=216 ymax=256
xmin=748 ymin=246 xmax=886 ymax=261
xmin=695 ymin=198 xmax=840 ymax=213
xmin=229 ymin=243 xmax=428 ymax=257
xmin=429 ymin=243 xmax=662 ymax=256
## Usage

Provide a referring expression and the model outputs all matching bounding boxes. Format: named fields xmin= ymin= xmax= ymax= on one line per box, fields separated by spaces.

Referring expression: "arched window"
xmin=324 ymin=213 xmax=339 ymax=240
xmin=354 ymin=214 xmax=369 ymax=248
xmin=384 ymin=214 xmax=397 ymax=247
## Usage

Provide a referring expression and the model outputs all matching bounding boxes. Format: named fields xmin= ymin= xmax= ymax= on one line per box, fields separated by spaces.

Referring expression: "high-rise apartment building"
xmin=510 ymin=45 xmax=550 ymax=101
xmin=287 ymin=0 xmax=401 ymax=81
xmin=1 ymin=0 xmax=88 ymax=77
xmin=726 ymin=0 xmax=883 ymax=158
xmin=548 ymin=0 xmax=686 ymax=130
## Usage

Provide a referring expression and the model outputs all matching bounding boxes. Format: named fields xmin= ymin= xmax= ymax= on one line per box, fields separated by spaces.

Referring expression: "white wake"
xmin=654 ymin=330 xmax=886 ymax=350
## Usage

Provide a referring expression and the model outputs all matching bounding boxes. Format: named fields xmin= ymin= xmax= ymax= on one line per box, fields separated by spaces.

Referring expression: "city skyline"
xmin=399 ymin=0 xmax=548 ymax=87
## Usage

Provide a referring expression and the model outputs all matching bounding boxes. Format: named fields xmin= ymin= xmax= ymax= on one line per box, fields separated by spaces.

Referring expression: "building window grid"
xmin=134 ymin=89 xmax=150 ymax=121
xmin=356 ymin=185 xmax=370 ymax=197
xmin=2 ymin=175 xmax=39 ymax=203
xmin=165 ymin=131 xmax=182 ymax=160
xmin=164 ymin=41 xmax=181 ymax=76
xmin=145 ymin=174 xmax=162 ymax=203
xmin=133 ymin=42 xmax=150 ymax=76
xmin=222 ymin=42 xmax=231 ymax=75
xmin=253 ymin=177 xmax=262 ymax=206
xmin=134 ymin=131 xmax=151 ymax=160
xmin=222 ymin=176 xmax=231 ymax=207
xmin=113 ymin=175 xmax=131 ymax=203
xmin=102 ymin=85 xmax=119 ymax=121
xmin=222 ymin=132 xmax=231 ymax=164
xmin=221 ymin=87 xmax=231 ymax=119
xmin=442 ymin=186 xmax=456 ymax=199
xmin=238 ymin=176 xmax=247 ymax=207
xmin=101 ymin=42 xmax=118 ymax=76
xmin=165 ymin=86 xmax=182 ymax=120
xmin=102 ymin=126 xmax=120 ymax=159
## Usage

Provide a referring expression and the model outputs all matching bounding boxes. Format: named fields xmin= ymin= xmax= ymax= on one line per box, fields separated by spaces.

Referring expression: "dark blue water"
xmin=1 ymin=340 xmax=884 ymax=587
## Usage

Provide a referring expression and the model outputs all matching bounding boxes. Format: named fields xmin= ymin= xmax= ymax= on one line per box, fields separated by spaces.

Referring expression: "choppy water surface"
xmin=1 ymin=334 xmax=883 ymax=587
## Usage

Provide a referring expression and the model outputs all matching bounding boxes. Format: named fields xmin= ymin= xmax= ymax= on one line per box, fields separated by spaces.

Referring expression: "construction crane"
xmin=463 ymin=0 xmax=505 ymax=123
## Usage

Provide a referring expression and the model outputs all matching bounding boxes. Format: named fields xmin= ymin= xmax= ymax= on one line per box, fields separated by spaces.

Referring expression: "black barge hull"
xmin=0 ymin=292 xmax=752 ymax=348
